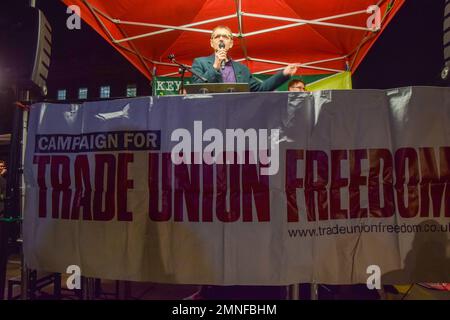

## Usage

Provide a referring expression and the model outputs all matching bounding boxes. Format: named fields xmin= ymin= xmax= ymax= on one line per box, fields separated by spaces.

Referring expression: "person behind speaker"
xmin=191 ymin=25 xmax=297 ymax=91
xmin=288 ymin=79 xmax=307 ymax=92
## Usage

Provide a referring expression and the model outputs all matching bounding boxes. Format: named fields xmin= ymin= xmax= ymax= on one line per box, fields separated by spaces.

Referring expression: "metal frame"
xmin=79 ymin=0 xmax=396 ymax=77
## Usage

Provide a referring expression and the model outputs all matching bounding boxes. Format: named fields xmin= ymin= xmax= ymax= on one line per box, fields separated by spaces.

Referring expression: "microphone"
xmin=219 ymin=41 xmax=226 ymax=70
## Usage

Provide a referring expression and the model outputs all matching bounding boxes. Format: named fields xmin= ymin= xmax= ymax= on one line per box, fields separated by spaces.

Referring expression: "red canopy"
xmin=62 ymin=0 xmax=405 ymax=79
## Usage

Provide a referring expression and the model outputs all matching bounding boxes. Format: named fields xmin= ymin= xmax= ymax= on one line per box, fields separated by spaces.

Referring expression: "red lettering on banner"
xmin=147 ymin=152 xmax=270 ymax=222
xmin=202 ymin=163 xmax=214 ymax=222
xmin=285 ymin=150 xmax=303 ymax=222
xmin=117 ymin=153 xmax=134 ymax=221
xmin=148 ymin=152 xmax=172 ymax=221
xmin=31 ymin=147 xmax=449 ymax=224
xmin=174 ymin=155 xmax=200 ymax=222
xmin=442 ymin=147 xmax=450 ymax=217
xmin=330 ymin=150 xmax=348 ymax=220
xmin=216 ymin=153 xmax=240 ymax=222
xmin=50 ymin=156 xmax=72 ymax=219
xmin=93 ymin=154 xmax=116 ymax=221
xmin=349 ymin=149 xmax=368 ymax=219
xmin=33 ymin=155 xmax=50 ymax=218
xmin=33 ymin=153 xmax=136 ymax=221
xmin=419 ymin=147 xmax=450 ymax=217
xmin=305 ymin=150 xmax=328 ymax=221
xmin=71 ymin=155 xmax=92 ymax=220
xmin=395 ymin=148 xmax=419 ymax=218
xmin=242 ymin=152 xmax=270 ymax=222
xmin=368 ymin=149 xmax=394 ymax=218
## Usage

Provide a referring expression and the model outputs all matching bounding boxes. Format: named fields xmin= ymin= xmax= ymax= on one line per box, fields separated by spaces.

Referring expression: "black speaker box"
xmin=0 ymin=5 xmax=51 ymax=93
xmin=444 ymin=1 xmax=450 ymax=61
xmin=443 ymin=0 xmax=450 ymax=79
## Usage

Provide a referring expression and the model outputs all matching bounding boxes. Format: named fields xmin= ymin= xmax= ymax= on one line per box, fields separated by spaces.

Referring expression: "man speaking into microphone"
xmin=186 ymin=25 xmax=296 ymax=300
xmin=191 ymin=25 xmax=297 ymax=91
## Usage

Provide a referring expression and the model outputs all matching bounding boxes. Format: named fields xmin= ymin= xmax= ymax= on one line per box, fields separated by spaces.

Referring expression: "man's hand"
xmin=213 ymin=49 xmax=227 ymax=70
xmin=283 ymin=64 xmax=298 ymax=76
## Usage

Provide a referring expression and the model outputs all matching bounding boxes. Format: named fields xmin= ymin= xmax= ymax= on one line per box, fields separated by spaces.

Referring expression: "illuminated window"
xmin=57 ymin=89 xmax=66 ymax=101
xmin=100 ymin=86 xmax=110 ymax=98
xmin=78 ymin=87 xmax=88 ymax=100
xmin=126 ymin=84 xmax=137 ymax=97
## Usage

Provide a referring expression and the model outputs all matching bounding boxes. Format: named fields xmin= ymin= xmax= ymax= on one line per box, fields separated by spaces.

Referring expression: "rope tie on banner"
xmin=14 ymin=101 xmax=30 ymax=111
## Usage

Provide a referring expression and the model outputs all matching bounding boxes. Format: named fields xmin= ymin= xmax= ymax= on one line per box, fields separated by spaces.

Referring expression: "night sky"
xmin=353 ymin=0 xmax=448 ymax=89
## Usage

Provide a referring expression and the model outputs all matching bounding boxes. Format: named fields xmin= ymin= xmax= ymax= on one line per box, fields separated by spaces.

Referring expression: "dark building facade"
xmin=38 ymin=1 xmax=152 ymax=102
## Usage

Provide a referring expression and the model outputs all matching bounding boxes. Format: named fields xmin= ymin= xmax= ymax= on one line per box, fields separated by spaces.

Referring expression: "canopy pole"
xmin=248 ymin=55 xmax=347 ymax=66
xmin=113 ymin=24 xmax=211 ymax=44
xmin=241 ymin=10 xmax=373 ymax=37
xmin=234 ymin=0 xmax=248 ymax=61
xmin=86 ymin=3 xmax=374 ymax=43
xmin=115 ymin=26 xmax=153 ymax=78
xmin=117 ymin=15 xmax=235 ymax=34
xmin=83 ymin=0 xmax=116 ymax=43
xmin=254 ymin=65 xmax=343 ymax=74
xmin=249 ymin=56 xmax=346 ymax=73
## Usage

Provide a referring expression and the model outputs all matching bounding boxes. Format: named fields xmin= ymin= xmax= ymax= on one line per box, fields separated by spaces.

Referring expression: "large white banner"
xmin=24 ymin=87 xmax=450 ymax=285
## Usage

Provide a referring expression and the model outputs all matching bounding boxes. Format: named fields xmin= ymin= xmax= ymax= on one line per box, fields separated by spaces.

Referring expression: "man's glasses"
xmin=212 ymin=33 xmax=232 ymax=40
